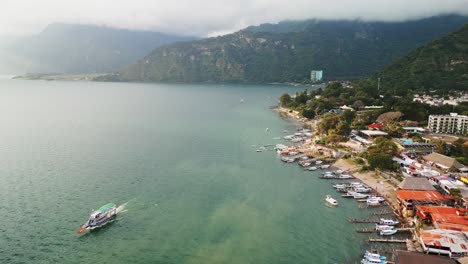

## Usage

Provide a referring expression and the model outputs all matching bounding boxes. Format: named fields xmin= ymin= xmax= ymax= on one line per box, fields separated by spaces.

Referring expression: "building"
xmin=394 ymin=138 xmax=435 ymax=155
xmin=310 ymin=70 xmax=323 ymax=82
xmin=417 ymin=206 xmax=468 ymax=231
xmin=428 ymin=113 xmax=468 ymax=135
xmin=359 ymin=130 xmax=388 ymax=139
xmin=367 ymin=123 xmax=383 ymax=130
xmin=423 ymin=152 xmax=465 ymax=171
xmin=398 ymin=177 xmax=437 ymax=191
xmin=403 ymin=127 xmax=427 ymax=133
xmin=396 ymin=190 xmax=451 ymax=217
xmin=394 ymin=250 xmax=456 ymax=264
xmin=419 ymin=229 xmax=468 ymax=258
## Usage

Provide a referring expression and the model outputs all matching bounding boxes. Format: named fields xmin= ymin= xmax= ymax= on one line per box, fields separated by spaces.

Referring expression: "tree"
xmin=318 ymin=114 xmax=340 ymax=135
xmin=368 ymin=153 xmax=394 ymax=170
xmin=353 ymin=100 xmax=365 ymax=110
xmin=336 ymin=121 xmax=351 ymax=136
xmin=374 ymin=137 xmax=399 ymax=156
xmin=341 ymin=110 xmax=356 ymax=124
xmin=435 ymin=140 xmax=447 ymax=155
xmin=376 ymin=111 xmax=402 ymax=124
xmin=279 ymin=93 xmax=292 ymax=107
xmin=301 ymin=108 xmax=316 ymax=119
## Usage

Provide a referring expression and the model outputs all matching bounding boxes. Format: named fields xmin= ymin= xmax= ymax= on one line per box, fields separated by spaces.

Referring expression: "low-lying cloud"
xmin=1 ymin=0 xmax=468 ymax=36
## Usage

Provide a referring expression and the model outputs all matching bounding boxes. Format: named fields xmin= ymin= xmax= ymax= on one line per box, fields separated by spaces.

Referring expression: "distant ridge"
xmin=118 ymin=15 xmax=468 ymax=83
xmin=7 ymin=23 xmax=195 ymax=74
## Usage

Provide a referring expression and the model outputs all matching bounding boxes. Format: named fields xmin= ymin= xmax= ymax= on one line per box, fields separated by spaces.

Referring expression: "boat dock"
xmin=368 ymin=238 xmax=407 ymax=243
xmin=356 ymin=227 xmax=413 ymax=233
xmin=348 ymin=219 xmax=380 ymax=223
xmin=371 ymin=209 xmax=394 ymax=215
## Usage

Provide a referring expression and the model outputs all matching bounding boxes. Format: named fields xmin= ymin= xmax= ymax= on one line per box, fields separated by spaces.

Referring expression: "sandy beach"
xmin=332 ymin=159 xmax=399 ymax=208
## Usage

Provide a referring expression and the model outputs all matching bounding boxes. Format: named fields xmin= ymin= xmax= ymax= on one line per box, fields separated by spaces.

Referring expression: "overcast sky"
xmin=1 ymin=0 xmax=468 ymax=37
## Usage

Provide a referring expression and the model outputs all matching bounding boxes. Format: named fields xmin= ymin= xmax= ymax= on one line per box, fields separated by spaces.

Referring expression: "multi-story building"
xmin=428 ymin=113 xmax=468 ymax=135
xmin=310 ymin=70 xmax=323 ymax=82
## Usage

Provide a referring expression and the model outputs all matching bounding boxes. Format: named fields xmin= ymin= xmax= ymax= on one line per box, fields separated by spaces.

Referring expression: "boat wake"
xmin=116 ymin=202 xmax=128 ymax=214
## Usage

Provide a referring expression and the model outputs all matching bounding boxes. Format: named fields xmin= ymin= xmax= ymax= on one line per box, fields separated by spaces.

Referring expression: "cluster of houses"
xmin=348 ymin=113 xmax=468 ymax=261
xmin=413 ymin=93 xmax=468 ymax=106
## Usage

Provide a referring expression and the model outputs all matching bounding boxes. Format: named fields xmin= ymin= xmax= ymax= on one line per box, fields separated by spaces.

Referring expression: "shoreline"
xmin=331 ymin=159 xmax=399 ymax=209
xmin=276 ymin=106 xmax=400 ymax=214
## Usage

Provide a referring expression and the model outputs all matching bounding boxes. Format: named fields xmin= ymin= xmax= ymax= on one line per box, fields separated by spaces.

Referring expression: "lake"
xmin=0 ymin=77 xmax=372 ymax=263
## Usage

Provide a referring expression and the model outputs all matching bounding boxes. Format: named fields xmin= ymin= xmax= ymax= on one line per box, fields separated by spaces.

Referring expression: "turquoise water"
xmin=0 ymin=78 xmax=375 ymax=263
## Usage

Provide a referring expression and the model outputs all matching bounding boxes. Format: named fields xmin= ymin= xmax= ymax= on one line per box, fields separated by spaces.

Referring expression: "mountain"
xmin=6 ymin=23 xmax=194 ymax=74
xmin=119 ymin=15 xmax=468 ymax=83
xmin=372 ymin=23 xmax=468 ymax=94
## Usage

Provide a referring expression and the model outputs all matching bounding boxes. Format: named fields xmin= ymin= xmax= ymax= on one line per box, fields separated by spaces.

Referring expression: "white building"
xmin=428 ymin=113 xmax=468 ymax=135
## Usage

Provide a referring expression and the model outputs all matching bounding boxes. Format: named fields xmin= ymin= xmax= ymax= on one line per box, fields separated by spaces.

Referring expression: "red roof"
xmin=417 ymin=206 xmax=468 ymax=229
xmin=367 ymin=123 xmax=383 ymax=130
xmin=396 ymin=190 xmax=448 ymax=201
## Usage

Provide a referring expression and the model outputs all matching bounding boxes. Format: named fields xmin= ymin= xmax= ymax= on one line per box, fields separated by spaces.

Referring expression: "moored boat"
xmin=375 ymin=224 xmax=394 ymax=231
xmin=366 ymin=198 xmax=381 ymax=206
xmin=77 ymin=203 xmax=117 ymax=234
xmin=364 ymin=251 xmax=387 ymax=261
xmin=307 ymin=166 xmax=318 ymax=171
xmin=325 ymin=195 xmax=338 ymax=206
xmin=379 ymin=229 xmax=397 ymax=236
xmin=379 ymin=218 xmax=399 ymax=226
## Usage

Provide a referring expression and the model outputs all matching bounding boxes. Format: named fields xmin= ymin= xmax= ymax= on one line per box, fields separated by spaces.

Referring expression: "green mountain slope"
xmin=120 ymin=16 xmax=468 ymax=83
xmin=8 ymin=23 xmax=194 ymax=74
xmin=373 ymin=24 xmax=468 ymax=94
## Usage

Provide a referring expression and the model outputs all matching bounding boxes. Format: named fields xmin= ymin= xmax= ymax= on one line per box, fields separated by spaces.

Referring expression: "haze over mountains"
xmin=0 ymin=23 xmax=194 ymax=74
xmin=119 ymin=15 xmax=468 ymax=83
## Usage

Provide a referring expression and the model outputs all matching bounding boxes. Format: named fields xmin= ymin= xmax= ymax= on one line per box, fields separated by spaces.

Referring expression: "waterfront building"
xmin=396 ymin=190 xmax=451 ymax=217
xmin=394 ymin=250 xmax=456 ymax=264
xmin=310 ymin=70 xmax=323 ymax=82
xmin=419 ymin=229 xmax=468 ymax=258
xmin=417 ymin=206 xmax=468 ymax=231
xmin=428 ymin=113 xmax=468 ymax=135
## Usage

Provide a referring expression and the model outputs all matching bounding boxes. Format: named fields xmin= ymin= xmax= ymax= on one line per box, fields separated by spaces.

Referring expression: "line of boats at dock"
xmin=274 ymin=129 xmax=396 ymax=263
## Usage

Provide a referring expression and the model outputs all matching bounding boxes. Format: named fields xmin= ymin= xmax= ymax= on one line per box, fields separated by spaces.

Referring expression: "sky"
xmin=1 ymin=0 xmax=468 ymax=37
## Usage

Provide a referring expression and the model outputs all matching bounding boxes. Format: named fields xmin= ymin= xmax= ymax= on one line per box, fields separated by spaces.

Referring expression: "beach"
xmin=332 ymin=159 xmax=399 ymax=209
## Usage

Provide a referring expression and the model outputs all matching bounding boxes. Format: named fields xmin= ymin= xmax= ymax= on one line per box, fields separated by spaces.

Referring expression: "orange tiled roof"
xmin=396 ymin=190 xmax=447 ymax=201
xmin=418 ymin=206 xmax=468 ymax=228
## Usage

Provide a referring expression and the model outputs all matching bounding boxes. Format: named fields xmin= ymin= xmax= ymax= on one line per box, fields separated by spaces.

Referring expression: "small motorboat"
xmin=361 ymin=258 xmax=387 ymax=264
xmin=352 ymin=192 xmax=368 ymax=199
xmin=379 ymin=229 xmax=397 ymax=236
xmin=315 ymin=160 xmax=323 ymax=165
xmin=320 ymin=164 xmax=330 ymax=169
xmin=325 ymin=195 xmax=338 ymax=206
xmin=77 ymin=203 xmax=117 ymax=234
xmin=366 ymin=198 xmax=381 ymax=206
xmin=307 ymin=166 xmax=318 ymax=171
xmin=338 ymin=174 xmax=353 ymax=179
xmin=375 ymin=224 xmax=394 ymax=231
xmin=379 ymin=218 xmax=399 ymax=226
xmin=364 ymin=251 xmax=386 ymax=261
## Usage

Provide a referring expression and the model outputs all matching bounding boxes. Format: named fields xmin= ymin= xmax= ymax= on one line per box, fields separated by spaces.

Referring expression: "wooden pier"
xmin=348 ymin=219 xmax=379 ymax=223
xmin=368 ymin=238 xmax=407 ymax=243
xmin=356 ymin=228 xmax=376 ymax=233
xmin=372 ymin=210 xmax=394 ymax=215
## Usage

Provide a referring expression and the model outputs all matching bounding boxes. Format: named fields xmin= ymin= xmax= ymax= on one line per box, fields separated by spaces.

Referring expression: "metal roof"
xmin=398 ymin=177 xmax=436 ymax=191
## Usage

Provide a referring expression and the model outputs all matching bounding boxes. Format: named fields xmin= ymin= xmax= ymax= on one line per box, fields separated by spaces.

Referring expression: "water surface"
xmin=0 ymin=78 xmax=372 ymax=263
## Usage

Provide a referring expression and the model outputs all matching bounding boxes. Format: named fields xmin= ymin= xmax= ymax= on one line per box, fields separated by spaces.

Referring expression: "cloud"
xmin=1 ymin=0 xmax=467 ymax=36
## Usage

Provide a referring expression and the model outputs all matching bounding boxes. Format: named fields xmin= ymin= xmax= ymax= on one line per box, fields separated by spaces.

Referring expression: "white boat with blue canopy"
xmin=77 ymin=203 xmax=117 ymax=234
